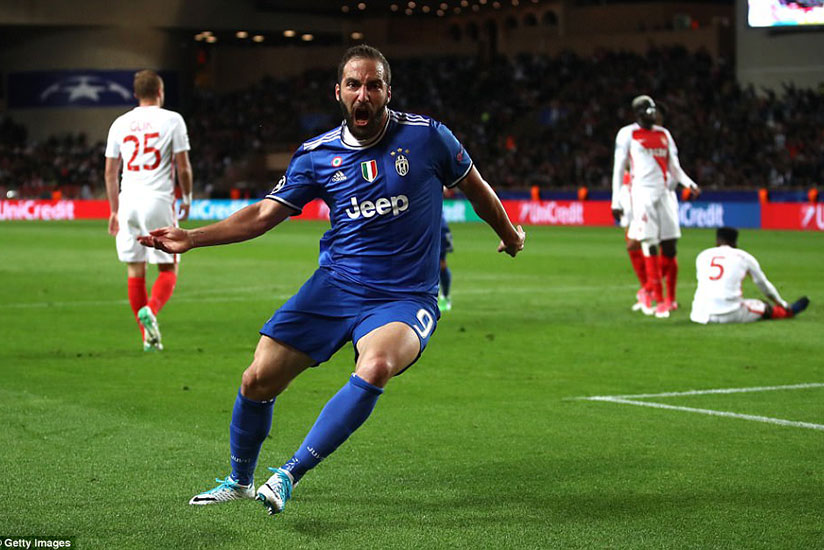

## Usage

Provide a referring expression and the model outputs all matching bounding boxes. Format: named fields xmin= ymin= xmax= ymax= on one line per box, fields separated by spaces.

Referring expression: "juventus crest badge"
xmin=391 ymin=148 xmax=410 ymax=177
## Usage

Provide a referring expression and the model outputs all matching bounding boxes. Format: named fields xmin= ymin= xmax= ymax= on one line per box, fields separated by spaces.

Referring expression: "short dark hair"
xmin=134 ymin=70 xmax=163 ymax=100
xmin=716 ymin=226 xmax=739 ymax=247
xmin=337 ymin=45 xmax=391 ymax=86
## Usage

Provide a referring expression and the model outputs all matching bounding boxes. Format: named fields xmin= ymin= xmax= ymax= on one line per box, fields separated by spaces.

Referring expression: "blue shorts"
xmin=260 ymin=268 xmax=439 ymax=369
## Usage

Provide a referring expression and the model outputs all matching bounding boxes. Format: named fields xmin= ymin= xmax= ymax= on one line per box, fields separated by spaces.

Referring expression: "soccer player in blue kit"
xmin=140 ymin=45 xmax=525 ymax=516
xmin=438 ymin=213 xmax=454 ymax=311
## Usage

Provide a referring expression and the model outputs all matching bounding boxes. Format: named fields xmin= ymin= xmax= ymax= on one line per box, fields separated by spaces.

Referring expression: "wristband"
xmin=181 ymin=193 xmax=192 ymax=205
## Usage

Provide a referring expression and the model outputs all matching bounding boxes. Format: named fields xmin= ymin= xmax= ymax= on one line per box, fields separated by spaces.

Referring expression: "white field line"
xmin=576 ymin=383 xmax=824 ymax=432
xmin=0 ymin=283 xmax=637 ymax=309
xmin=585 ymin=382 xmax=824 ymax=400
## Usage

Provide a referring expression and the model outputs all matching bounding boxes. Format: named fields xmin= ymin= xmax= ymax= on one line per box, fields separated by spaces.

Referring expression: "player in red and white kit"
xmin=611 ymin=95 xmax=700 ymax=318
xmin=105 ymin=70 xmax=193 ymax=350
xmin=690 ymin=227 xmax=809 ymax=324
xmin=616 ymin=170 xmax=648 ymax=311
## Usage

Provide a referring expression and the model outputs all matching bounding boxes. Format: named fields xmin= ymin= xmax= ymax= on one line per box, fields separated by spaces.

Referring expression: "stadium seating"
xmin=2 ymin=47 xmax=822 ymax=199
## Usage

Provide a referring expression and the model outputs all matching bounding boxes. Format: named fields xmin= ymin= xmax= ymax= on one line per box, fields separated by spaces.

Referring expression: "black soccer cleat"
xmin=790 ymin=296 xmax=810 ymax=316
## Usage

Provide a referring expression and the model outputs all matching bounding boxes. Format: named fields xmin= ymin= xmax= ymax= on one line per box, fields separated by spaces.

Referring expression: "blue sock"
xmin=229 ymin=389 xmax=274 ymax=486
xmin=440 ymin=266 xmax=452 ymax=298
xmin=281 ymin=374 xmax=383 ymax=483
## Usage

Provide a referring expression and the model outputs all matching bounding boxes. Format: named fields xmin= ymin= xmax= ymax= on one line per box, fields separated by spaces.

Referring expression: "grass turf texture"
xmin=1 ymin=220 xmax=822 ymax=549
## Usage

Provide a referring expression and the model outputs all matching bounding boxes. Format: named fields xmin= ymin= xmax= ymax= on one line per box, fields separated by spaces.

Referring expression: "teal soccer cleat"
xmin=189 ymin=476 xmax=255 ymax=505
xmin=138 ymin=306 xmax=162 ymax=350
xmin=256 ymin=467 xmax=294 ymax=515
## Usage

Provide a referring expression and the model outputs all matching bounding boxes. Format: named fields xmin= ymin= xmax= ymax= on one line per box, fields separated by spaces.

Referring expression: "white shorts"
xmin=116 ymin=193 xmax=178 ymax=264
xmin=618 ymin=185 xmax=632 ymax=228
xmin=692 ymin=299 xmax=766 ymax=324
xmin=627 ymin=187 xmax=681 ymax=242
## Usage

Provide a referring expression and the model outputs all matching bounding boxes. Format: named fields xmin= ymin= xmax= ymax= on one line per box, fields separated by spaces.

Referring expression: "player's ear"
xmin=335 ymin=83 xmax=340 ymax=102
xmin=386 ymin=85 xmax=391 ymax=104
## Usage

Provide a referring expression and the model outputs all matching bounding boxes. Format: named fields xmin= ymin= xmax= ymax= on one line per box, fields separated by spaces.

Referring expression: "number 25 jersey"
xmin=105 ymin=105 xmax=190 ymax=201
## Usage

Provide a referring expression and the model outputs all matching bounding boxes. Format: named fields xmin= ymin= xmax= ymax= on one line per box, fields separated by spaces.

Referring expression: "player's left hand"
xmin=138 ymin=227 xmax=194 ymax=254
xmin=498 ymin=225 xmax=525 ymax=257
xmin=683 ymin=185 xmax=701 ymax=201
xmin=108 ymin=212 xmax=119 ymax=236
xmin=178 ymin=203 xmax=190 ymax=221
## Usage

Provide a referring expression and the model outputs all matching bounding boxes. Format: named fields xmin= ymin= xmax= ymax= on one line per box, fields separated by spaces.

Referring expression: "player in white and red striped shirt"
xmin=611 ymin=95 xmax=700 ymax=318
xmin=690 ymin=227 xmax=809 ymax=324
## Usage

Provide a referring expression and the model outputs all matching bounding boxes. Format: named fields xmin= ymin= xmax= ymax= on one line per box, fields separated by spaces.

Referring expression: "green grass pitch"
xmin=1 ymin=220 xmax=822 ymax=549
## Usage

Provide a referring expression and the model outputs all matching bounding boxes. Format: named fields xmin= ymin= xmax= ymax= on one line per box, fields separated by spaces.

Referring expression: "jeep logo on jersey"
xmin=361 ymin=160 xmax=378 ymax=182
xmin=345 ymin=195 xmax=409 ymax=219
xmin=394 ymin=154 xmax=409 ymax=177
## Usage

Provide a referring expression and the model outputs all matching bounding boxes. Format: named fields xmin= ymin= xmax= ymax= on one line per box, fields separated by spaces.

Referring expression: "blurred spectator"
xmin=0 ymin=119 xmax=104 ymax=199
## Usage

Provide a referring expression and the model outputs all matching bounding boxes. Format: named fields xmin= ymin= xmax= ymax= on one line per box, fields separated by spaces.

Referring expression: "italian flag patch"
xmin=361 ymin=160 xmax=378 ymax=182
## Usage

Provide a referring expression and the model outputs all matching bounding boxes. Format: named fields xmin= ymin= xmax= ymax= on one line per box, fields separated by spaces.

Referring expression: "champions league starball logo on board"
xmin=38 ymin=75 xmax=132 ymax=105
xmin=8 ymin=70 xmax=178 ymax=108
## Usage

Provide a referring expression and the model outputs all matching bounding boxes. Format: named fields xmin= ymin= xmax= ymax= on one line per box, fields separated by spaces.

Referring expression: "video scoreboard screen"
xmin=748 ymin=0 xmax=824 ymax=27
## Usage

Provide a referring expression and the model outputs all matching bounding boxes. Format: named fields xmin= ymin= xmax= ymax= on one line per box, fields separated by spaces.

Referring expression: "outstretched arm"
xmin=138 ymin=198 xmax=294 ymax=254
xmin=748 ymin=260 xmax=788 ymax=308
xmin=457 ymin=166 xmax=525 ymax=257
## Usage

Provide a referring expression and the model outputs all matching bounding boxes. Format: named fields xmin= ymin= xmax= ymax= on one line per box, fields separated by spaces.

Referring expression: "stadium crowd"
xmin=0 ymin=116 xmax=103 ymax=200
xmin=2 ymin=46 xmax=823 ymax=199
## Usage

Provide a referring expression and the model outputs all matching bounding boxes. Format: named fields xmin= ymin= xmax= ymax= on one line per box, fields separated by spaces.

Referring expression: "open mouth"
xmin=354 ymin=106 xmax=370 ymax=126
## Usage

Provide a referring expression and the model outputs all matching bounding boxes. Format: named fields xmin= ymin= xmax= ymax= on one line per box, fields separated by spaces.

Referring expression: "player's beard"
xmin=340 ymin=97 xmax=389 ymax=140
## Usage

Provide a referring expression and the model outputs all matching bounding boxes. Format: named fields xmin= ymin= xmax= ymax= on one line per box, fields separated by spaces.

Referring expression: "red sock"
xmin=128 ymin=276 xmax=148 ymax=338
xmin=148 ymin=271 xmax=177 ymax=315
xmin=644 ymin=255 xmax=663 ymax=302
xmin=660 ymin=255 xmax=678 ymax=303
xmin=628 ymin=249 xmax=647 ymax=288
xmin=770 ymin=305 xmax=792 ymax=320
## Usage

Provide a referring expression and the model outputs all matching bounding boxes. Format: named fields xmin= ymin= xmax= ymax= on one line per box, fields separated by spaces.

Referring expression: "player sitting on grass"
xmin=690 ymin=226 xmax=809 ymax=324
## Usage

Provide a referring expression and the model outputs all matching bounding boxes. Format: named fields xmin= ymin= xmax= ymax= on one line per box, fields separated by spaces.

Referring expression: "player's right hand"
xmin=498 ymin=225 xmax=526 ymax=257
xmin=138 ymin=227 xmax=194 ymax=254
xmin=611 ymin=208 xmax=623 ymax=223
